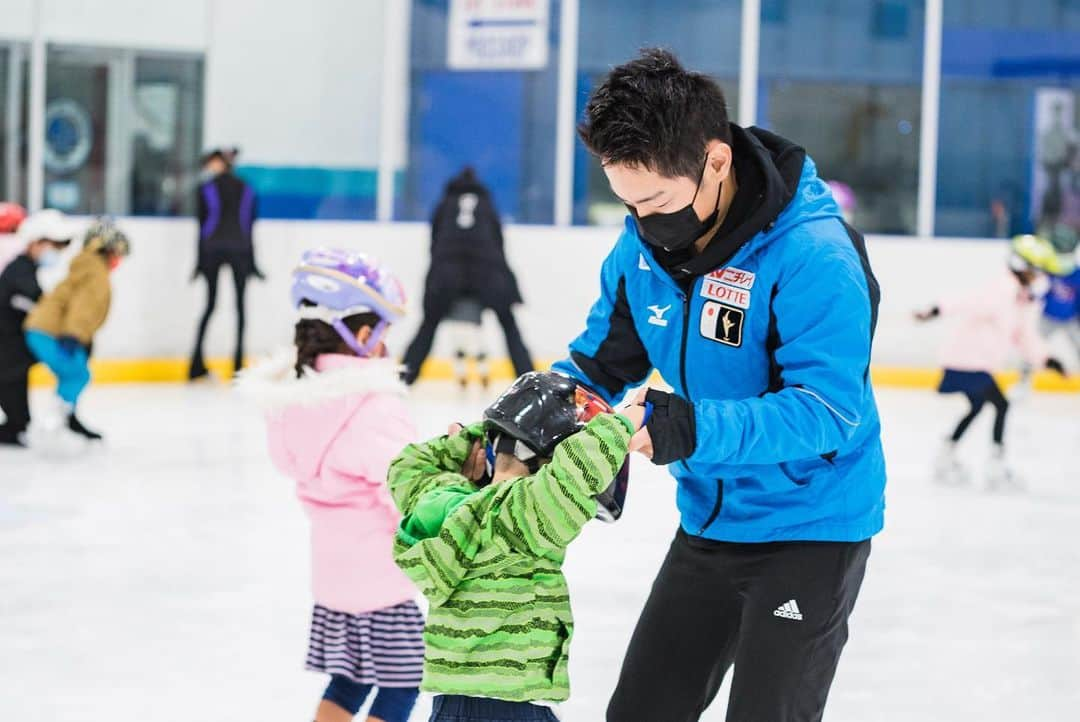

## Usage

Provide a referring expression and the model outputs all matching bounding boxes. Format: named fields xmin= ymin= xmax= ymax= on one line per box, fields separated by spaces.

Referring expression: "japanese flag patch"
xmin=700 ymin=301 xmax=744 ymax=347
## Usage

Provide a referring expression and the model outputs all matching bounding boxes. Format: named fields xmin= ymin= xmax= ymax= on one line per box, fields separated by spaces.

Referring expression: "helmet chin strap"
xmin=331 ymin=318 xmax=389 ymax=358
xmin=488 ymin=433 xmax=542 ymax=476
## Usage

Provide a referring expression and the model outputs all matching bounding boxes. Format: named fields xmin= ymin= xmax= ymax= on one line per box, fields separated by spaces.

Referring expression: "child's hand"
xmin=617 ymin=400 xmax=647 ymax=430
xmin=448 ymin=423 xmax=487 ymax=481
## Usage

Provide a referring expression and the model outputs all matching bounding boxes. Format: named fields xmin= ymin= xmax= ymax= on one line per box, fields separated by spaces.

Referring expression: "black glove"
xmin=644 ymin=388 xmax=696 ymax=465
xmin=58 ymin=335 xmax=83 ymax=357
xmin=1046 ymin=357 xmax=1067 ymax=376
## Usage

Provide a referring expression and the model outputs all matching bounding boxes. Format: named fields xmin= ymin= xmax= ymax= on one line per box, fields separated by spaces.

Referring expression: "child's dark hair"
xmin=578 ymin=47 xmax=732 ymax=179
xmin=293 ymin=302 xmax=380 ymax=377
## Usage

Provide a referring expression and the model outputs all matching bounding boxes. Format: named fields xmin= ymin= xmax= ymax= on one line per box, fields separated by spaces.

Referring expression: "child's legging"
xmin=952 ymin=382 xmax=1009 ymax=445
xmin=322 ymin=674 xmax=419 ymax=722
xmin=24 ymin=330 xmax=91 ymax=405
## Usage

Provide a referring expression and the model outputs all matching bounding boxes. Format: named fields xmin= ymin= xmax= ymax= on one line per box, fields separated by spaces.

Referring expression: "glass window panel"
xmin=43 ymin=46 xmax=203 ymax=217
xmin=759 ymin=0 xmax=924 ymax=235
xmin=0 ymin=44 xmax=28 ymax=207
xmin=936 ymin=0 xmax=1080 ymax=238
xmin=574 ymin=0 xmax=741 ymax=225
xmin=401 ymin=0 xmax=562 ymax=224
xmin=44 ymin=46 xmax=111 ymax=214
xmin=132 ymin=55 xmax=204 ymax=216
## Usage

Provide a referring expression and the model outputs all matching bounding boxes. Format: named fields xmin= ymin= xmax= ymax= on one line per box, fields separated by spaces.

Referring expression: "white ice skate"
xmin=933 ymin=441 xmax=970 ymax=486
xmin=1008 ymin=372 xmax=1033 ymax=404
xmin=27 ymin=398 xmax=87 ymax=458
xmin=986 ymin=448 xmax=1023 ymax=492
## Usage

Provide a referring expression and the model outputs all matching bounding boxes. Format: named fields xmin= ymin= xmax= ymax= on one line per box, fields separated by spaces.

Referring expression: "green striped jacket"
xmin=388 ymin=413 xmax=633 ymax=703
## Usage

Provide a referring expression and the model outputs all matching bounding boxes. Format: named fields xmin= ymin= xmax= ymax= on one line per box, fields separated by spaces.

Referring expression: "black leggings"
xmin=402 ymin=301 xmax=533 ymax=384
xmin=0 ymin=374 xmax=30 ymax=442
xmin=952 ymin=381 xmax=1009 ymax=445
xmin=190 ymin=263 xmax=248 ymax=374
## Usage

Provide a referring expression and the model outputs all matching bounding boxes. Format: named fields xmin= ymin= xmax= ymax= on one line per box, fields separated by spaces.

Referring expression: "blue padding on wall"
xmin=235 ymin=166 xmax=378 ymax=220
xmin=942 ymin=28 xmax=1080 ymax=78
xmin=411 ymin=71 xmax=524 ymax=221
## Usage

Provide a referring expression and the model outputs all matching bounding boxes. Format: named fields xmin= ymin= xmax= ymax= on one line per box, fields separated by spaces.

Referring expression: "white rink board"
xmin=5 ymin=220 xmax=1068 ymax=373
xmin=1 ymin=382 xmax=1078 ymax=720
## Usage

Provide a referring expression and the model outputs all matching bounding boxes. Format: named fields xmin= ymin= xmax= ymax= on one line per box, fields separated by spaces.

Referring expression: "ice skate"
xmin=27 ymin=399 xmax=87 ymax=457
xmin=67 ymin=413 xmax=104 ymax=441
xmin=933 ymin=441 xmax=969 ymax=486
xmin=985 ymin=447 xmax=1023 ymax=492
xmin=1009 ymin=370 xmax=1033 ymax=403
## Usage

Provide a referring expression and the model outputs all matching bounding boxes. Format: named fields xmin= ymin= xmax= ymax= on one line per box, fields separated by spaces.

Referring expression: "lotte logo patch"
xmin=700 ymin=301 xmax=744 ymax=347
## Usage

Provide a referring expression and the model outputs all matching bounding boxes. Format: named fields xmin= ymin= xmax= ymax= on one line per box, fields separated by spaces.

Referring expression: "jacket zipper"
xmin=697 ymin=479 xmax=724 ymax=535
xmin=678 ymin=291 xmax=723 ymax=534
xmin=677 ymin=292 xmax=693 ymax=475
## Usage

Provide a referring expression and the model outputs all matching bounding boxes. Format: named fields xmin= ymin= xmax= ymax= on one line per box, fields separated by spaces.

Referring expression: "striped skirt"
xmin=305 ymin=601 xmax=425 ymax=688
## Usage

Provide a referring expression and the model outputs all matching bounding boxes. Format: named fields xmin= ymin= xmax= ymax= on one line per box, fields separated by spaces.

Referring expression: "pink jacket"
xmin=938 ymin=271 xmax=1048 ymax=372
xmin=239 ymin=352 xmax=418 ymax=614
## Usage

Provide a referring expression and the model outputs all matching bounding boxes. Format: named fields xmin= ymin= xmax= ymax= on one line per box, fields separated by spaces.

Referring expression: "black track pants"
xmin=607 ymin=529 xmax=871 ymax=722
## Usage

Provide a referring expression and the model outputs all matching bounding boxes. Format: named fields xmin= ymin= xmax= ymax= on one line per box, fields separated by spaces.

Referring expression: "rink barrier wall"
xmin=5 ymin=219 xmax=1080 ymax=393
xmin=27 ymin=359 xmax=1080 ymax=393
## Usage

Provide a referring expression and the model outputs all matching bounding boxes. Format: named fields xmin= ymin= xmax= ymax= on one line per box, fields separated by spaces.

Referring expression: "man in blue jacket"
xmin=553 ymin=49 xmax=885 ymax=721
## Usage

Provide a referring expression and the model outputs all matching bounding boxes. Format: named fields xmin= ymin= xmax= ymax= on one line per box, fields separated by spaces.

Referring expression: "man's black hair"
xmin=578 ymin=48 xmax=732 ymax=179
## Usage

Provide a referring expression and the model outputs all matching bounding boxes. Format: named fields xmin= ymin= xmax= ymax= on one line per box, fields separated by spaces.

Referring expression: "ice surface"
xmin=1 ymin=383 xmax=1078 ymax=721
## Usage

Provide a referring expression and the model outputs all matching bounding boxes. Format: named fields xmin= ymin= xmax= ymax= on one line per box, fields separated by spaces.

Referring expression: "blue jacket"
xmin=553 ymin=126 xmax=886 ymax=543
xmin=1042 ymin=269 xmax=1080 ymax=322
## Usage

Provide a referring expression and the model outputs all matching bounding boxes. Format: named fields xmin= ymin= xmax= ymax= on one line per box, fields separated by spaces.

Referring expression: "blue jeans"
xmin=322 ymin=675 xmax=419 ymax=722
xmin=429 ymin=695 xmax=559 ymax=722
xmin=24 ymin=330 xmax=90 ymax=405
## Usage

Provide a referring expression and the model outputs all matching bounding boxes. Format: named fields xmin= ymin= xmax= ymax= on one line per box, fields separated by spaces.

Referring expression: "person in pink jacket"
xmin=239 ymin=249 xmax=422 ymax=722
xmin=915 ymin=244 xmax=1066 ymax=489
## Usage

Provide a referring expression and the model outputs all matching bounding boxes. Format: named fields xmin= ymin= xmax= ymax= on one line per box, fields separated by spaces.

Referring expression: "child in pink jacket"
xmin=240 ymin=249 xmax=422 ymax=722
xmin=916 ymin=245 xmax=1065 ymax=489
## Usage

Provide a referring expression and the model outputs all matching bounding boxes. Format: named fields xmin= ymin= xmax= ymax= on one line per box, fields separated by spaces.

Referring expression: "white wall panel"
xmin=7 ymin=223 xmax=1056 ymax=372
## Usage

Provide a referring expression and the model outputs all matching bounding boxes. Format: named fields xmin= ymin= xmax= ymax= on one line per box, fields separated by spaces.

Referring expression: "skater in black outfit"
xmin=401 ymin=167 xmax=533 ymax=384
xmin=188 ymin=148 xmax=262 ymax=380
xmin=0 ymin=210 xmax=74 ymax=447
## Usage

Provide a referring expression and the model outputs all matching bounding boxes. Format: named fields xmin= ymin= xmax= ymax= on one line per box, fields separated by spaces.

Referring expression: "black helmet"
xmin=483 ymin=372 xmax=580 ymax=459
xmin=482 ymin=371 xmax=629 ymax=522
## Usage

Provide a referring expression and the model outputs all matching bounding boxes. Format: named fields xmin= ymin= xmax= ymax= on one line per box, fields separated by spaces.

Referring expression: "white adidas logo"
xmin=773 ymin=599 xmax=803 ymax=621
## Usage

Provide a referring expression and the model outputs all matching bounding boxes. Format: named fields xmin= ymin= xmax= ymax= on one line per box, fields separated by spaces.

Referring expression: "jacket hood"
xmin=236 ymin=350 xmax=407 ymax=480
xmin=648 ymin=125 xmax=841 ymax=280
xmin=236 ymin=349 xmax=406 ymax=411
xmin=444 ymin=170 xmax=488 ymax=196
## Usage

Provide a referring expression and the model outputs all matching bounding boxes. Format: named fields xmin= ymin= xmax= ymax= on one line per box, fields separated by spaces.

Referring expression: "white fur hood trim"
xmin=235 ymin=348 xmax=407 ymax=410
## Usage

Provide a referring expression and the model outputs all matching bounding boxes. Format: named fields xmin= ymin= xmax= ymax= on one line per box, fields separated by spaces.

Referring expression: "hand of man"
xmin=638 ymin=387 xmax=696 ymax=465
xmin=448 ymin=422 xmax=487 ymax=481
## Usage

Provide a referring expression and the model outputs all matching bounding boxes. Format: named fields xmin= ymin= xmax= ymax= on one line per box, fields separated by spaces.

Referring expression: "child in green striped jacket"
xmin=388 ymin=372 xmax=645 ymax=722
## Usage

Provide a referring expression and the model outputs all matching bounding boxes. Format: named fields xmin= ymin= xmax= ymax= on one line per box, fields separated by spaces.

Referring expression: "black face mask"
xmin=627 ymin=157 xmax=722 ymax=253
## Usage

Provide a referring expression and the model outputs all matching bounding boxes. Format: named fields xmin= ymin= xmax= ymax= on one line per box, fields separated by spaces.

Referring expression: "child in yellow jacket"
xmin=24 ymin=218 xmax=130 ymax=441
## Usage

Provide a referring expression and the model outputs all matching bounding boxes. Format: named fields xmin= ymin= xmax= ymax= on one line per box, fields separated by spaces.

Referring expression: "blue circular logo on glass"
xmin=43 ymin=99 xmax=93 ymax=174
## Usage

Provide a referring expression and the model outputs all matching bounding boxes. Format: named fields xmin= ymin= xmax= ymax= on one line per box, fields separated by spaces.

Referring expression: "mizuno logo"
xmin=647 ymin=304 xmax=671 ymax=327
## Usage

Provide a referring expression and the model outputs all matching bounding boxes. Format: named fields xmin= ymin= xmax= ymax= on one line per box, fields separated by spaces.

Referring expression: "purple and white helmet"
xmin=290 ymin=248 xmax=407 ymax=357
